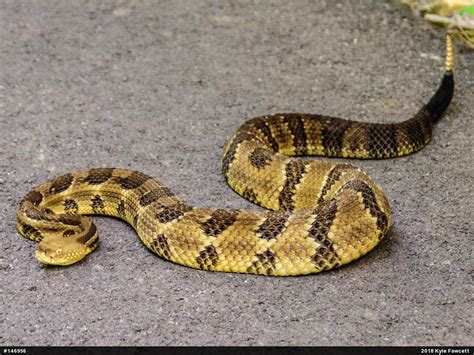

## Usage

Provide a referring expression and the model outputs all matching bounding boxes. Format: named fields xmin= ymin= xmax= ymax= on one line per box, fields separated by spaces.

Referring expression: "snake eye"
xmin=56 ymin=248 xmax=62 ymax=255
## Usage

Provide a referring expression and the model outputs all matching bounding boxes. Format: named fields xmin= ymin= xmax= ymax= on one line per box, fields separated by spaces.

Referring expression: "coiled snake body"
xmin=17 ymin=37 xmax=455 ymax=275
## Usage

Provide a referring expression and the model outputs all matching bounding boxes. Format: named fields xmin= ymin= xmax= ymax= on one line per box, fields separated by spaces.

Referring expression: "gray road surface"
xmin=1 ymin=0 xmax=472 ymax=346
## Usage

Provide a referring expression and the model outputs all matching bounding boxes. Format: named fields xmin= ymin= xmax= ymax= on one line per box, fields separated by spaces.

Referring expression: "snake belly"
xmin=16 ymin=36 xmax=455 ymax=275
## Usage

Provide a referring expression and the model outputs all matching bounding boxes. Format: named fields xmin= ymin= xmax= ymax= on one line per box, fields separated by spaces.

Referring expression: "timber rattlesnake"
xmin=17 ymin=36 xmax=455 ymax=275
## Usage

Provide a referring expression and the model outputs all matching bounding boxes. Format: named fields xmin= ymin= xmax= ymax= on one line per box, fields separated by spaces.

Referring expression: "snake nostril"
xmin=38 ymin=245 xmax=48 ymax=253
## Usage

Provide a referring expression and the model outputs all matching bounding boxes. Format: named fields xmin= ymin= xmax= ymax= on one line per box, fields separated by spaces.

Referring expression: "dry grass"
xmin=401 ymin=0 xmax=474 ymax=48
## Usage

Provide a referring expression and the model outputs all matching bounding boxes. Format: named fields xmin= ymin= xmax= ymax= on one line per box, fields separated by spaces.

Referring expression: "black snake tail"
xmin=425 ymin=34 xmax=455 ymax=123
xmin=425 ymin=72 xmax=454 ymax=123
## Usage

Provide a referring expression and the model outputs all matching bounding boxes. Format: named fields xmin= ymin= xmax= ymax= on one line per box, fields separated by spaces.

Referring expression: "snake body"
xmin=17 ymin=36 xmax=455 ymax=275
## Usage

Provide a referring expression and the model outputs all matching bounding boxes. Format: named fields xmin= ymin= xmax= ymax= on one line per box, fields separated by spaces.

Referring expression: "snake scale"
xmin=17 ymin=36 xmax=455 ymax=276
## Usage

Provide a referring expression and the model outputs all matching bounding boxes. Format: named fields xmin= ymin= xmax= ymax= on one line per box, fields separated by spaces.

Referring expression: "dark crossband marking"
xmin=91 ymin=195 xmax=105 ymax=214
xmin=57 ymin=214 xmax=82 ymax=226
xmin=84 ymin=168 xmax=114 ymax=185
xmin=309 ymin=199 xmax=338 ymax=242
xmin=384 ymin=125 xmax=399 ymax=156
xmin=344 ymin=179 xmax=388 ymax=234
xmin=401 ymin=114 xmax=430 ymax=149
xmin=321 ymin=118 xmax=351 ymax=156
xmin=308 ymin=199 xmax=340 ymax=270
xmin=249 ymin=147 xmax=273 ymax=169
xmin=133 ymin=213 xmax=139 ymax=227
xmin=117 ymin=171 xmax=150 ymax=190
xmin=283 ymin=114 xmax=307 ymax=155
xmin=22 ymin=224 xmax=42 ymax=241
xmin=242 ymin=187 xmax=258 ymax=204
xmin=49 ymin=173 xmax=73 ymax=194
xmin=318 ymin=164 xmax=356 ymax=203
xmin=24 ymin=210 xmax=80 ymax=230
xmin=313 ymin=244 xmax=339 ymax=271
xmin=345 ymin=124 xmax=366 ymax=152
xmin=247 ymin=249 xmax=276 ymax=275
xmin=417 ymin=110 xmax=433 ymax=138
xmin=196 ymin=245 xmax=218 ymax=270
xmin=156 ymin=203 xmax=192 ymax=224
xmin=200 ymin=210 xmax=239 ymax=237
xmin=25 ymin=207 xmax=43 ymax=221
xmin=64 ymin=199 xmax=79 ymax=214
xmin=222 ymin=132 xmax=255 ymax=176
xmin=23 ymin=190 xmax=43 ymax=206
xmin=117 ymin=200 xmax=126 ymax=217
xmin=76 ymin=223 xmax=97 ymax=244
xmin=367 ymin=124 xmax=398 ymax=158
xmin=256 ymin=211 xmax=290 ymax=240
xmin=279 ymin=159 xmax=307 ymax=211
xmin=251 ymin=117 xmax=279 ymax=152
xmin=139 ymin=186 xmax=175 ymax=207
xmin=150 ymin=234 xmax=171 ymax=259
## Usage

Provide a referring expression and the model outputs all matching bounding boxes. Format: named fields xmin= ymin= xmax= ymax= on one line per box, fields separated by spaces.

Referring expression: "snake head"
xmin=35 ymin=226 xmax=98 ymax=266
